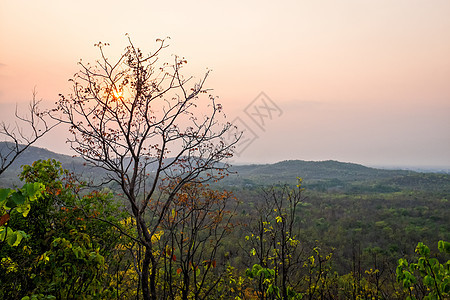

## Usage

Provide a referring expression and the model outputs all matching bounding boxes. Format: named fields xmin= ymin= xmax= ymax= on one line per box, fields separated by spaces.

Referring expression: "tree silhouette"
xmin=0 ymin=90 xmax=58 ymax=176
xmin=52 ymin=36 xmax=239 ymax=300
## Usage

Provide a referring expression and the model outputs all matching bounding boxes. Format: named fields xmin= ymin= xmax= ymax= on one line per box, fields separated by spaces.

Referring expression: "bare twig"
xmin=0 ymin=89 xmax=60 ymax=176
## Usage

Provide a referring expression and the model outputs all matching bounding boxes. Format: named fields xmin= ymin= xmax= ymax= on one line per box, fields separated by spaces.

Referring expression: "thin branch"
xmin=0 ymin=89 xmax=60 ymax=176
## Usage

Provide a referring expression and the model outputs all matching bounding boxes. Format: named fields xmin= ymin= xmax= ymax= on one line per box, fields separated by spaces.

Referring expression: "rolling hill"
xmin=0 ymin=142 xmax=97 ymax=187
xmin=1 ymin=143 xmax=449 ymax=193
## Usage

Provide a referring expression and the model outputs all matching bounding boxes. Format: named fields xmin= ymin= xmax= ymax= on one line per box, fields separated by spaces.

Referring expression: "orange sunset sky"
xmin=1 ymin=0 xmax=449 ymax=168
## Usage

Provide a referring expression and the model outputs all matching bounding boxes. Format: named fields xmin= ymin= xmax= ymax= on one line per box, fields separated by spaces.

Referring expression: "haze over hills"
xmin=0 ymin=142 xmax=96 ymax=187
xmin=1 ymin=142 xmax=449 ymax=193
xmin=221 ymin=160 xmax=450 ymax=193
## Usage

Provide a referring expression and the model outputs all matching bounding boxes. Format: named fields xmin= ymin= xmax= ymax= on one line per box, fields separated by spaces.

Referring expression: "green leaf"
xmin=257 ymin=269 xmax=268 ymax=278
xmin=402 ymin=278 xmax=411 ymax=288
xmin=417 ymin=242 xmax=430 ymax=257
xmin=7 ymin=230 xmax=17 ymax=246
xmin=252 ymin=264 xmax=262 ymax=274
xmin=5 ymin=193 xmax=18 ymax=209
xmin=0 ymin=188 xmax=12 ymax=206
xmin=0 ymin=227 xmax=6 ymax=241
xmin=273 ymin=286 xmax=281 ymax=298
xmin=23 ymin=182 xmax=44 ymax=201
xmin=423 ymin=275 xmax=434 ymax=287
xmin=441 ymin=278 xmax=449 ymax=294
xmin=12 ymin=231 xmax=25 ymax=246
xmin=16 ymin=203 xmax=31 ymax=217
xmin=438 ymin=240 xmax=450 ymax=254
xmin=245 ymin=268 xmax=254 ymax=279
xmin=11 ymin=191 xmax=26 ymax=205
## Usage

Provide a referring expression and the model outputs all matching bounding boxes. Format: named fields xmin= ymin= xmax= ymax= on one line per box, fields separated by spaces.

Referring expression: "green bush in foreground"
xmin=397 ymin=240 xmax=450 ymax=300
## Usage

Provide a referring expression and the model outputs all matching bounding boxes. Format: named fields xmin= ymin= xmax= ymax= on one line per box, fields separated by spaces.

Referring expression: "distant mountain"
xmin=1 ymin=143 xmax=449 ymax=193
xmin=0 ymin=142 xmax=84 ymax=168
xmin=0 ymin=142 xmax=96 ymax=187
xmin=230 ymin=159 xmax=408 ymax=180
xmin=221 ymin=160 xmax=450 ymax=193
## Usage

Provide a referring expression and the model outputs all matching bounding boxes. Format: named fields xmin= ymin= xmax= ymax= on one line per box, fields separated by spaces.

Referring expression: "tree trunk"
xmin=150 ymin=251 xmax=157 ymax=300
xmin=141 ymin=245 xmax=158 ymax=300
xmin=142 ymin=246 xmax=153 ymax=300
xmin=182 ymin=271 xmax=190 ymax=300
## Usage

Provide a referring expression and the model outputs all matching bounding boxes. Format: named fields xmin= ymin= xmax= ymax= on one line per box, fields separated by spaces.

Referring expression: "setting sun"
xmin=0 ymin=2 xmax=449 ymax=299
xmin=112 ymin=88 xmax=123 ymax=100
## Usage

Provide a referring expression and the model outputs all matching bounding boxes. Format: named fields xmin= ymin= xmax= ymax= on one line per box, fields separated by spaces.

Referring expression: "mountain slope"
xmin=0 ymin=142 xmax=91 ymax=187
xmin=222 ymin=160 xmax=450 ymax=193
xmin=1 ymin=144 xmax=449 ymax=193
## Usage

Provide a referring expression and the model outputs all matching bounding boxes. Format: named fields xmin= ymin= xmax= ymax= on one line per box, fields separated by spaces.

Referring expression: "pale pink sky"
xmin=1 ymin=0 xmax=449 ymax=168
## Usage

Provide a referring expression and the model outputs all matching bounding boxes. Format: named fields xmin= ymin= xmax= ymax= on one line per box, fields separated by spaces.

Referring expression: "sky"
xmin=1 ymin=0 xmax=449 ymax=168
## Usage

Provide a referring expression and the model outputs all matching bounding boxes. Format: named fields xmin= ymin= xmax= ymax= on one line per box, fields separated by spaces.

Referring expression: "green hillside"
xmin=2 ymin=144 xmax=449 ymax=193
xmin=1 ymin=145 xmax=449 ymax=299
xmin=0 ymin=142 xmax=96 ymax=187
xmin=221 ymin=160 xmax=450 ymax=194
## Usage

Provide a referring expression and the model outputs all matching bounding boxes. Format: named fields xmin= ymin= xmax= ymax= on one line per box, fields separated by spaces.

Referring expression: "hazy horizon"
xmin=2 ymin=140 xmax=449 ymax=173
xmin=1 ymin=1 xmax=449 ymax=168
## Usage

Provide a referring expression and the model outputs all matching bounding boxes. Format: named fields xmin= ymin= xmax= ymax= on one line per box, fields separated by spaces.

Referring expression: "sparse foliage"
xmin=158 ymin=182 xmax=238 ymax=299
xmin=51 ymin=36 xmax=239 ymax=300
xmin=0 ymin=90 xmax=58 ymax=176
xmin=244 ymin=179 xmax=308 ymax=299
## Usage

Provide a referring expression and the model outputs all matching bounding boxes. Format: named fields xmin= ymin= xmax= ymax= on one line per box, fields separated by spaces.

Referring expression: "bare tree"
xmin=0 ymin=90 xmax=58 ymax=176
xmin=51 ymin=36 xmax=239 ymax=300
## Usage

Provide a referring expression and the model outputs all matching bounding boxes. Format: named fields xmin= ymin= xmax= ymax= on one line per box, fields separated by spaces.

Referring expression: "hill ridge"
xmin=1 ymin=143 xmax=449 ymax=193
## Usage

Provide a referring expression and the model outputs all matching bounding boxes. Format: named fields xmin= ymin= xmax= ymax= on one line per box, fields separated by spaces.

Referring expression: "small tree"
xmin=0 ymin=90 xmax=58 ymax=176
xmin=52 ymin=36 xmax=239 ymax=300
xmin=158 ymin=182 xmax=237 ymax=299
xmin=245 ymin=179 xmax=306 ymax=299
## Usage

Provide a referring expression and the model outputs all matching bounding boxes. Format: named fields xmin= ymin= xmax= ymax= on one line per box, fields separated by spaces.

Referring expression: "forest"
xmin=1 ymin=38 xmax=449 ymax=299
